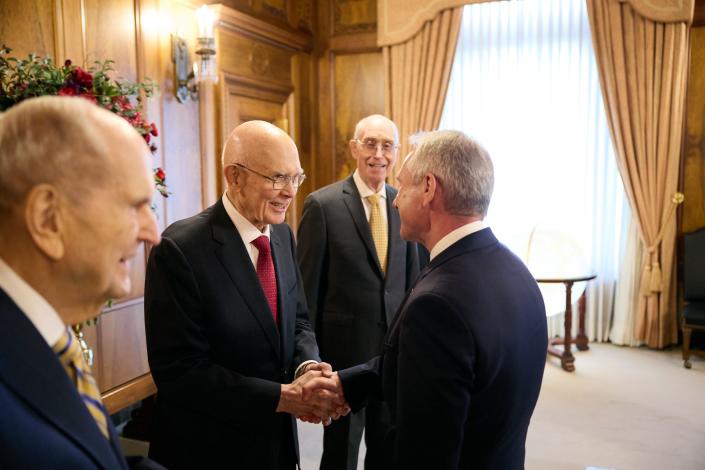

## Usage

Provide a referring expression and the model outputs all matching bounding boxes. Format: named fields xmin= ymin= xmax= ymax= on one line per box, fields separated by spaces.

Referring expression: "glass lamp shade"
xmin=525 ymin=227 xmax=590 ymax=317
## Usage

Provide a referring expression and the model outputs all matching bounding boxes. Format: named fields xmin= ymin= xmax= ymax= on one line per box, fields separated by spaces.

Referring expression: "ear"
xmin=421 ymin=173 xmax=438 ymax=207
xmin=224 ymin=164 xmax=241 ymax=189
xmin=24 ymin=184 xmax=66 ymax=261
xmin=348 ymin=139 xmax=358 ymax=157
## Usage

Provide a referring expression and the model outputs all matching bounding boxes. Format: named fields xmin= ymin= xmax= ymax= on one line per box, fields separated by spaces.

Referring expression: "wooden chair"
xmin=682 ymin=227 xmax=705 ymax=369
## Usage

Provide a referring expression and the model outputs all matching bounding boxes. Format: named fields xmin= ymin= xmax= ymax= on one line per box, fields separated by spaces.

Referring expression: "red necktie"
xmin=252 ymin=235 xmax=278 ymax=325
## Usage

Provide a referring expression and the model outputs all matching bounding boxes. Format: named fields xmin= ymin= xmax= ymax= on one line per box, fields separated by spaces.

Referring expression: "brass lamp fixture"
xmin=172 ymin=5 xmax=217 ymax=103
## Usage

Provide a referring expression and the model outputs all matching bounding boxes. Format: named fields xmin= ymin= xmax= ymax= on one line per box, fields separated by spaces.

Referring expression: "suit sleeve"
xmin=296 ymin=194 xmax=327 ymax=336
xmin=395 ymin=293 xmax=475 ymax=469
xmin=144 ymin=237 xmax=282 ymax=425
xmin=337 ymin=355 xmax=383 ymax=412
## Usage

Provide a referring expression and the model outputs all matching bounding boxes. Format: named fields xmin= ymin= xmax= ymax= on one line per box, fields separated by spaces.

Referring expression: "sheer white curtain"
xmin=440 ymin=0 xmax=631 ymax=341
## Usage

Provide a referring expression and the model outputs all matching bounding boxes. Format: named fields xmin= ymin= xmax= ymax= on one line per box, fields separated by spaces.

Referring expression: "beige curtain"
xmin=587 ymin=0 xmax=693 ymax=348
xmin=383 ymin=7 xmax=462 ymax=170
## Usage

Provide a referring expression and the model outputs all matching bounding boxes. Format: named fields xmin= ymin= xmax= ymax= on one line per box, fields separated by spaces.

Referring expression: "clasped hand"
xmin=276 ymin=362 xmax=350 ymax=426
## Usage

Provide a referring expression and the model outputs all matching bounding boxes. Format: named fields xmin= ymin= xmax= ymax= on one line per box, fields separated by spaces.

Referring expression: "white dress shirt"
xmin=0 ymin=257 xmax=65 ymax=347
xmin=429 ymin=220 xmax=486 ymax=262
xmin=222 ymin=193 xmax=271 ymax=268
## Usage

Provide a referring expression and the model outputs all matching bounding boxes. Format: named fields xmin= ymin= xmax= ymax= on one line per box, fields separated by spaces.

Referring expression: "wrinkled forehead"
xmin=358 ymin=119 xmax=397 ymax=143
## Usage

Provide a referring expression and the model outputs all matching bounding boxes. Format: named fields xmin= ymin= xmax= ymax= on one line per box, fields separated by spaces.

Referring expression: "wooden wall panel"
xmin=333 ymin=52 xmax=384 ymax=179
xmin=160 ymin=0 xmax=203 ymax=224
xmin=83 ymin=0 xmax=138 ymax=80
xmin=291 ymin=52 xmax=315 ymax=222
xmin=682 ymin=26 xmax=705 ymax=233
xmin=333 ymin=0 xmax=376 ymax=34
xmin=0 ymin=0 xmax=56 ymax=58
xmin=211 ymin=7 xmax=312 ymax=227
xmin=310 ymin=0 xmax=384 ymax=193
xmin=218 ymin=29 xmax=294 ymax=89
xmin=55 ymin=0 xmax=86 ymax=63
xmin=208 ymin=0 xmax=318 ymax=33
xmin=98 ymin=302 xmax=151 ymax=392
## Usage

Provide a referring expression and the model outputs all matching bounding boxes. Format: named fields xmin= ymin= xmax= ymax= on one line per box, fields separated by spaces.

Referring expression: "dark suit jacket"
xmin=144 ymin=200 xmax=320 ymax=469
xmin=0 ymin=288 xmax=129 ymax=470
xmin=339 ymin=228 xmax=548 ymax=470
xmin=297 ymin=176 xmax=419 ymax=369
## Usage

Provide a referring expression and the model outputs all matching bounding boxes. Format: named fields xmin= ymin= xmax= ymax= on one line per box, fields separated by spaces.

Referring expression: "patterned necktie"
xmin=252 ymin=235 xmax=278 ymax=326
xmin=52 ymin=327 xmax=109 ymax=438
xmin=367 ymin=194 xmax=388 ymax=275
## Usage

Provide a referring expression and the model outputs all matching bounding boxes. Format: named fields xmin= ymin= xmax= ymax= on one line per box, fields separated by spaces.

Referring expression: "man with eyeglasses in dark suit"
xmin=297 ymin=114 xmax=419 ymax=470
xmin=145 ymin=120 xmax=347 ymax=470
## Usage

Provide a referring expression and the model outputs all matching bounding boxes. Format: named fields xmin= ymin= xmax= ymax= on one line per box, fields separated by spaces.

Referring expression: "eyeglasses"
xmin=355 ymin=138 xmax=399 ymax=155
xmin=234 ymin=163 xmax=306 ymax=190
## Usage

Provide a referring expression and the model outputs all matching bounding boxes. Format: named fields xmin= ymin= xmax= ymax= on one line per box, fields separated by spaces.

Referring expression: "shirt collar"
xmin=352 ymin=170 xmax=387 ymax=200
xmin=222 ymin=193 xmax=270 ymax=244
xmin=429 ymin=220 xmax=486 ymax=261
xmin=0 ymin=257 xmax=65 ymax=347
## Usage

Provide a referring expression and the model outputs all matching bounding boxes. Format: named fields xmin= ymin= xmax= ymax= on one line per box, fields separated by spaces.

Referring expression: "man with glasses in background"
xmin=297 ymin=114 xmax=419 ymax=470
xmin=144 ymin=120 xmax=347 ymax=470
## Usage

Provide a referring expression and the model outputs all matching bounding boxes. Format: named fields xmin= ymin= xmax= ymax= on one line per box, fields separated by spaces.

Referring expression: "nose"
xmin=280 ymin=178 xmax=298 ymax=196
xmin=139 ymin=206 xmax=161 ymax=245
xmin=375 ymin=145 xmax=385 ymax=156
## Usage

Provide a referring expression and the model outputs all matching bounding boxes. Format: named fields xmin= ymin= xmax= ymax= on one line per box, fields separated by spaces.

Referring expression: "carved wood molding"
xmin=222 ymin=71 xmax=293 ymax=102
xmin=102 ymin=373 xmax=156 ymax=415
xmin=212 ymin=3 xmax=313 ymax=52
xmin=330 ymin=31 xmax=378 ymax=53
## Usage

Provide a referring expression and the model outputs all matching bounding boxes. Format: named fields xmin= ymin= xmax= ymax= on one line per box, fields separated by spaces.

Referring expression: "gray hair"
xmin=407 ymin=130 xmax=494 ymax=217
xmin=0 ymin=96 xmax=119 ymax=213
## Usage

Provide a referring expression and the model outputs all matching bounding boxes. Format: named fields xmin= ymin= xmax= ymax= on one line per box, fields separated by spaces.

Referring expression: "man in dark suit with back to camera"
xmin=307 ymin=129 xmax=548 ymax=469
xmin=145 ymin=120 xmax=346 ymax=470
xmin=0 ymin=96 xmax=163 ymax=469
xmin=297 ymin=114 xmax=419 ymax=470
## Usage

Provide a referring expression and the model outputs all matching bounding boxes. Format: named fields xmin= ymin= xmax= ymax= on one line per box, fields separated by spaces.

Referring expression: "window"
xmin=440 ymin=0 xmax=629 ymax=339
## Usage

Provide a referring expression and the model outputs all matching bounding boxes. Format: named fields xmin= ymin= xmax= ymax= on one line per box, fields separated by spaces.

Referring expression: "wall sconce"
xmin=171 ymin=5 xmax=217 ymax=103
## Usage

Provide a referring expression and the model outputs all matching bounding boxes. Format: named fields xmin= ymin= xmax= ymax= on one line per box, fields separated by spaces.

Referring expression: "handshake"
xmin=276 ymin=362 xmax=350 ymax=426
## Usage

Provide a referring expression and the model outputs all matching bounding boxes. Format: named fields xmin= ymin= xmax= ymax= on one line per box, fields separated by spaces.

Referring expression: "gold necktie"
xmin=53 ymin=327 xmax=109 ymax=438
xmin=367 ymin=194 xmax=388 ymax=275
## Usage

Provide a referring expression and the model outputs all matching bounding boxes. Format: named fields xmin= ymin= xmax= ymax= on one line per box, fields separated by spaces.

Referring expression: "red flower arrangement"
xmin=0 ymin=46 xmax=167 ymax=198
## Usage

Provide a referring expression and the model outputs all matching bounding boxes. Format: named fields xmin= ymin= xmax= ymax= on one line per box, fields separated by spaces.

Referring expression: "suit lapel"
xmin=342 ymin=176 xmax=384 ymax=277
xmin=210 ymin=201 xmax=281 ymax=358
xmin=0 ymin=290 xmax=124 ymax=469
xmin=270 ymin=228 xmax=291 ymax=363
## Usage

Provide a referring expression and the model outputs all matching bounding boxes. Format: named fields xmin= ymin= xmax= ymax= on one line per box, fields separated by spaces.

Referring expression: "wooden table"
xmin=536 ymin=274 xmax=597 ymax=371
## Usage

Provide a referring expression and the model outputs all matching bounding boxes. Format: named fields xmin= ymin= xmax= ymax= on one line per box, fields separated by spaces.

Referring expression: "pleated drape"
xmin=383 ymin=7 xmax=463 ymax=172
xmin=587 ymin=0 xmax=691 ymax=347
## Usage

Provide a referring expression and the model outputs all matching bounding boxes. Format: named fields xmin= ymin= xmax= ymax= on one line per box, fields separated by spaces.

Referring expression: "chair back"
xmin=684 ymin=227 xmax=705 ymax=301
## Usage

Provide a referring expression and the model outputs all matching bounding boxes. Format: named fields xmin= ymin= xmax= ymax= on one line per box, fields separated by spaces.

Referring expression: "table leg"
xmin=575 ymin=287 xmax=589 ymax=351
xmin=560 ymin=281 xmax=575 ymax=371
